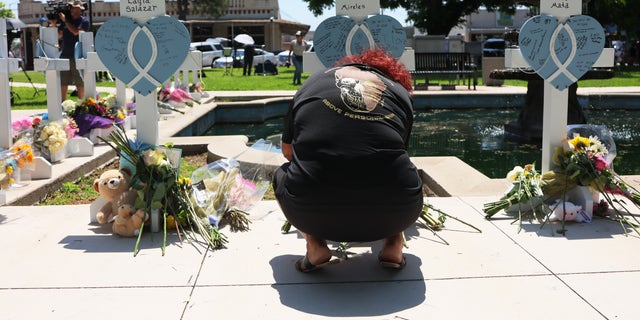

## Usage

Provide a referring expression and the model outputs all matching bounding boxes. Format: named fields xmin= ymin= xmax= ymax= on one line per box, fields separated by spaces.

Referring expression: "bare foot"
xmin=300 ymin=231 xmax=333 ymax=265
xmin=379 ymin=232 xmax=405 ymax=264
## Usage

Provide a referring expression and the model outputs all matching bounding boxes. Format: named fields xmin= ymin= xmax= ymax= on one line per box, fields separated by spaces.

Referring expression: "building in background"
xmin=16 ymin=0 xmax=309 ymax=70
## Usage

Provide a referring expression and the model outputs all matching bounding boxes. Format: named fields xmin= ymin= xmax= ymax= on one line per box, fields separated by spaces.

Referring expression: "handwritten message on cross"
xmin=506 ymin=0 xmax=614 ymax=172
xmin=94 ymin=0 xmax=190 ymax=145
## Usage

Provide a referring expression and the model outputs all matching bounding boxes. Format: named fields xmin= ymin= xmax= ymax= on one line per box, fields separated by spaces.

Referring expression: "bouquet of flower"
xmin=542 ymin=132 xmax=640 ymax=235
xmin=158 ymin=86 xmax=199 ymax=109
xmin=190 ymin=158 xmax=270 ymax=241
xmin=10 ymin=140 xmax=35 ymax=170
xmin=11 ymin=117 xmax=35 ymax=142
xmin=102 ymin=128 xmax=231 ymax=255
xmin=33 ymin=120 xmax=68 ymax=155
xmin=66 ymin=95 xmax=126 ymax=136
xmin=484 ymin=163 xmax=548 ymax=225
xmin=0 ymin=140 xmax=36 ymax=190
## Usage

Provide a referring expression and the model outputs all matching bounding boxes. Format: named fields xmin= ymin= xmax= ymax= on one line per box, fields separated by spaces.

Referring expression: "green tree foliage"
xmin=176 ymin=0 xmax=228 ymax=21
xmin=586 ymin=0 xmax=640 ymax=39
xmin=304 ymin=0 xmax=523 ymax=35
xmin=0 ymin=2 xmax=15 ymax=18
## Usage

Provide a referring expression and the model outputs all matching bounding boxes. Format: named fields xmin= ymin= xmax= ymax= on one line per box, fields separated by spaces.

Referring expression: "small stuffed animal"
xmin=93 ymin=168 xmax=138 ymax=226
xmin=112 ymin=204 xmax=147 ymax=237
xmin=548 ymin=201 xmax=591 ymax=223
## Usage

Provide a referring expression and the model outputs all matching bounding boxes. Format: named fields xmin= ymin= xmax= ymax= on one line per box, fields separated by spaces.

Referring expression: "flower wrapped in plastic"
xmin=483 ymin=164 xmax=549 ymax=230
xmin=33 ymin=120 xmax=68 ymax=157
xmin=190 ymin=158 xmax=270 ymax=234
xmin=541 ymin=126 xmax=640 ymax=235
xmin=67 ymin=95 xmax=126 ymax=136
xmin=102 ymin=128 xmax=225 ymax=254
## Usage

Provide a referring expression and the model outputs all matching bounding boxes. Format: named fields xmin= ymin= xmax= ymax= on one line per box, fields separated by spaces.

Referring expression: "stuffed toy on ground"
xmin=93 ymin=168 xmax=147 ymax=236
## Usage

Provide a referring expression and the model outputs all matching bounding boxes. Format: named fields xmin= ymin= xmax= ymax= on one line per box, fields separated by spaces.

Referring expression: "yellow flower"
xmin=6 ymin=165 xmax=13 ymax=175
xmin=569 ymin=136 xmax=591 ymax=152
xmin=143 ymin=149 xmax=165 ymax=167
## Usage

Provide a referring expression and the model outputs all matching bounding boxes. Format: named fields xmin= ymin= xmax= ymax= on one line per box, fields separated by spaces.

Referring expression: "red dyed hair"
xmin=335 ymin=48 xmax=413 ymax=93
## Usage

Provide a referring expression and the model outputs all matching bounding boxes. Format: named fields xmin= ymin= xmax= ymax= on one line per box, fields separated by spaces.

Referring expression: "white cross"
xmin=0 ymin=19 xmax=21 ymax=149
xmin=505 ymin=0 xmax=614 ymax=172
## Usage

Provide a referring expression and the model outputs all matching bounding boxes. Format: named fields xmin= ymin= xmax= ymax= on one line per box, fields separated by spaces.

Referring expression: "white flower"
xmin=588 ymin=135 xmax=608 ymax=155
xmin=506 ymin=166 xmax=524 ymax=182
xmin=61 ymin=99 xmax=77 ymax=113
xmin=38 ymin=122 xmax=68 ymax=153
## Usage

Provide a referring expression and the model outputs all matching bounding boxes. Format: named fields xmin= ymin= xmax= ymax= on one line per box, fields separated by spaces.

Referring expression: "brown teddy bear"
xmin=94 ymin=168 xmax=146 ymax=236
xmin=112 ymin=204 xmax=147 ymax=237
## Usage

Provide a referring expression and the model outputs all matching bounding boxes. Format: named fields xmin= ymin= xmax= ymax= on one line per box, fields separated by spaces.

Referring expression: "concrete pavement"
xmin=2 ymin=84 xmax=640 ymax=319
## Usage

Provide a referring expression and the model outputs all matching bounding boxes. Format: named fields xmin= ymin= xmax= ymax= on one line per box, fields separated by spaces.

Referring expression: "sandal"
xmin=295 ymin=255 xmax=339 ymax=273
xmin=378 ymin=252 xmax=407 ymax=270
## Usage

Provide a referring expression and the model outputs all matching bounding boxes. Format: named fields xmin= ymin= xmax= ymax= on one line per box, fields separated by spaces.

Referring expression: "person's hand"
xmin=58 ymin=12 xmax=66 ymax=23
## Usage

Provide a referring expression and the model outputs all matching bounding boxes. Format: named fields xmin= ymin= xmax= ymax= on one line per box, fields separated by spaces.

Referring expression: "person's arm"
xmin=281 ymin=101 xmax=295 ymax=161
xmin=59 ymin=13 xmax=81 ymax=36
xmin=282 ymin=143 xmax=293 ymax=161
xmin=288 ymin=42 xmax=293 ymax=61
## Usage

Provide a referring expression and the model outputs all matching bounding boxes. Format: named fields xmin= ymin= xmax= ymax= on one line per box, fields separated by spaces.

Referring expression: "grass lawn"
xmin=8 ymin=66 xmax=640 ymax=110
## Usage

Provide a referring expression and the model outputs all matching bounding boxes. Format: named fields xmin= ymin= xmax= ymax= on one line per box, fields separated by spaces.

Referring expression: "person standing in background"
xmin=58 ymin=0 xmax=89 ymax=101
xmin=288 ymin=31 xmax=307 ymax=85
xmin=243 ymin=43 xmax=255 ymax=76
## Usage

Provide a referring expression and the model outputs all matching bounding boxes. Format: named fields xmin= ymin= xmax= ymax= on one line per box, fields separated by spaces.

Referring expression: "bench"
xmin=410 ymin=52 xmax=478 ymax=90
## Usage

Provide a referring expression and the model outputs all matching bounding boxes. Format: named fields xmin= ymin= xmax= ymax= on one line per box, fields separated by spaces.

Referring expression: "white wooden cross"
xmin=505 ymin=0 xmax=614 ymax=172
xmin=0 ymin=19 xmax=21 ymax=149
xmin=33 ymin=26 xmax=69 ymax=122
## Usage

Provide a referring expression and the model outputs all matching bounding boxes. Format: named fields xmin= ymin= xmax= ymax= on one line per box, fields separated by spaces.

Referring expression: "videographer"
xmin=58 ymin=0 xmax=89 ymax=101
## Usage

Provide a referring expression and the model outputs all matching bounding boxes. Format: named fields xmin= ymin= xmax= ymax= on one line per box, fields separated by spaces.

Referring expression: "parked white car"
xmin=213 ymin=48 xmax=277 ymax=68
xmin=277 ymin=50 xmax=291 ymax=66
xmin=190 ymin=42 xmax=224 ymax=68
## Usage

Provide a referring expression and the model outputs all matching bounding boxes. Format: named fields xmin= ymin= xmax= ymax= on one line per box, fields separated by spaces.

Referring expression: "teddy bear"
xmin=548 ymin=201 xmax=592 ymax=223
xmin=112 ymin=204 xmax=147 ymax=237
xmin=94 ymin=168 xmax=147 ymax=236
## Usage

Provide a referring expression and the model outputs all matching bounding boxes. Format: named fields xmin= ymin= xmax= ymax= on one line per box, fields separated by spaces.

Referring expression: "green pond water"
xmin=205 ymin=109 xmax=640 ymax=179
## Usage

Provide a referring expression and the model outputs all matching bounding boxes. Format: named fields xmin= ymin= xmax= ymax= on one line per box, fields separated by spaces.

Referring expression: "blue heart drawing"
xmin=519 ymin=14 xmax=605 ymax=91
xmin=314 ymin=15 xmax=406 ymax=68
xmin=95 ymin=16 xmax=190 ymax=96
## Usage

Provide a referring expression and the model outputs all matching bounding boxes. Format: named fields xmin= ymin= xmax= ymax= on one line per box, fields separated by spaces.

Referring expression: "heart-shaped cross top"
xmin=95 ymin=16 xmax=190 ymax=96
xmin=313 ymin=15 xmax=406 ymax=68
xmin=518 ymin=14 xmax=605 ymax=91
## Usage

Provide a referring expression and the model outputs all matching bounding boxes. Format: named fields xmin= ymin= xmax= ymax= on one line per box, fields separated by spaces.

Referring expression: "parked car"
xmin=277 ymin=50 xmax=291 ymax=66
xmin=213 ymin=48 xmax=277 ymax=68
xmin=190 ymin=42 xmax=224 ymax=68
xmin=277 ymin=43 xmax=314 ymax=66
xmin=482 ymin=38 xmax=505 ymax=57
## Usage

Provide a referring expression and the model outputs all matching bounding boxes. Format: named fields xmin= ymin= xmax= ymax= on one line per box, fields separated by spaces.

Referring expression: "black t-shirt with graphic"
xmin=281 ymin=64 xmax=421 ymax=203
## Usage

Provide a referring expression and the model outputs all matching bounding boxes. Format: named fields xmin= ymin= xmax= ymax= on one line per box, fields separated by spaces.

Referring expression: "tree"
xmin=586 ymin=0 xmax=640 ymax=40
xmin=175 ymin=0 xmax=228 ymax=21
xmin=0 ymin=2 xmax=15 ymax=18
xmin=304 ymin=0 xmax=524 ymax=35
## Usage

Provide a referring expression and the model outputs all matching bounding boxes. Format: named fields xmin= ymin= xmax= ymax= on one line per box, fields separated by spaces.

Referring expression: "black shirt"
xmin=282 ymin=64 xmax=420 ymax=201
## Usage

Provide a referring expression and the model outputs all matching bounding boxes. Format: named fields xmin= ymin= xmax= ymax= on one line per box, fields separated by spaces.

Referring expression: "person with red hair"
xmin=272 ymin=48 xmax=423 ymax=272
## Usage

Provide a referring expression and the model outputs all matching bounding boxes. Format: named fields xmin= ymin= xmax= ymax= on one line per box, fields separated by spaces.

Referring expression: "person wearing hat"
xmin=58 ymin=0 xmax=89 ymax=101
xmin=287 ymin=31 xmax=307 ymax=85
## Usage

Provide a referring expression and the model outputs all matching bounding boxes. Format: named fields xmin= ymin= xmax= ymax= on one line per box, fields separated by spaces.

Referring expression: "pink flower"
xmin=593 ymin=153 xmax=609 ymax=171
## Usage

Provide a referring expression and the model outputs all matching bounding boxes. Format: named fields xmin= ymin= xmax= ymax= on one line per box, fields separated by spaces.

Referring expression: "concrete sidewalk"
xmin=2 ymin=85 xmax=640 ymax=319
xmin=1 ymin=197 xmax=639 ymax=319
